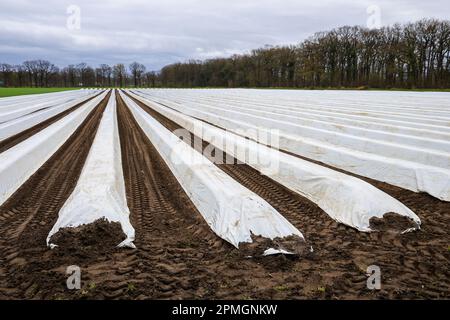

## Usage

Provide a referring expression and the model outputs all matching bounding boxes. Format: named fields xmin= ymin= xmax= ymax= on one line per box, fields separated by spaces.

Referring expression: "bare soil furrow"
xmin=0 ymin=92 xmax=110 ymax=299
xmin=128 ymin=93 xmax=450 ymax=299
xmin=0 ymin=89 xmax=447 ymax=300
xmin=116 ymin=91 xmax=234 ymax=299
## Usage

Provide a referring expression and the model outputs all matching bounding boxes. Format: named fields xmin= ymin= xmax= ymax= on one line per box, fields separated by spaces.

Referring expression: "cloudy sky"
xmin=0 ymin=0 xmax=448 ymax=71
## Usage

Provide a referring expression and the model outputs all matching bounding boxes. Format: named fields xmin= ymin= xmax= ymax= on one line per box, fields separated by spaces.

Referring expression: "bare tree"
xmin=76 ymin=63 xmax=88 ymax=86
xmin=100 ymin=64 xmax=112 ymax=87
xmin=144 ymin=71 xmax=158 ymax=87
xmin=0 ymin=63 xmax=13 ymax=87
xmin=113 ymin=63 xmax=127 ymax=87
xmin=129 ymin=62 xmax=146 ymax=87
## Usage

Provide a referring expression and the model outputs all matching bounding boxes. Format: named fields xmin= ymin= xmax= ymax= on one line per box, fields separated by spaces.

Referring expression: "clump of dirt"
xmin=49 ymin=218 xmax=127 ymax=253
xmin=369 ymin=212 xmax=418 ymax=233
xmin=239 ymin=234 xmax=310 ymax=257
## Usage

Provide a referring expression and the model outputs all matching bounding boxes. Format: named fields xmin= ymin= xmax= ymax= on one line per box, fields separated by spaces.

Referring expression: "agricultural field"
xmin=0 ymin=88 xmax=449 ymax=300
xmin=0 ymin=87 xmax=78 ymax=98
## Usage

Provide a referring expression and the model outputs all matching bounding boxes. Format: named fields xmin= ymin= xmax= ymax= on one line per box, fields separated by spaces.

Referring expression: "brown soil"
xmin=0 ymin=90 xmax=448 ymax=300
xmin=0 ymin=92 xmax=101 ymax=153
xmin=127 ymin=92 xmax=450 ymax=299
xmin=0 ymin=92 xmax=110 ymax=299
xmin=239 ymin=235 xmax=311 ymax=257
xmin=369 ymin=213 xmax=418 ymax=233
xmin=49 ymin=218 xmax=127 ymax=252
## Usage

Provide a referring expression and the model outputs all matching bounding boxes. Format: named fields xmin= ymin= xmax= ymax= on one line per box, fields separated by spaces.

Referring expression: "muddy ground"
xmin=0 ymin=90 xmax=448 ymax=300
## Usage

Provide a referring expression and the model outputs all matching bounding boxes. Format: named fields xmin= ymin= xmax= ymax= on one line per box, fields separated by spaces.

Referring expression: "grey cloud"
xmin=0 ymin=0 xmax=449 ymax=70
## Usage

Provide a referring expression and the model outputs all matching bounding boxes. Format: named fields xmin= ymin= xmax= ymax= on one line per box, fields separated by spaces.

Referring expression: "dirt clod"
xmin=369 ymin=212 xmax=418 ymax=233
xmin=49 ymin=218 xmax=127 ymax=251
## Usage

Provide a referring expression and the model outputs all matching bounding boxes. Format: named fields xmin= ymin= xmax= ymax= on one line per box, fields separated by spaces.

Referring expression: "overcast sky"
xmin=0 ymin=0 xmax=449 ymax=71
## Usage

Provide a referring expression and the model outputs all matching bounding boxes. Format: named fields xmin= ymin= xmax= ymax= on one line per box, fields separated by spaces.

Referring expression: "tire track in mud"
xmin=128 ymin=92 xmax=450 ymax=299
xmin=0 ymin=92 xmax=110 ymax=299
xmin=0 ymin=87 xmax=447 ymax=300
xmin=1 ymin=90 xmax=276 ymax=300
xmin=0 ymin=92 xmax=102 ymax=154
xmin=115 ymin=92 xmax=239 ymax=299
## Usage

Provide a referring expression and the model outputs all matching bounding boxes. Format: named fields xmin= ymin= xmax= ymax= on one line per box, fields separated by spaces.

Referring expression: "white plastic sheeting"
xmin=153 ymin=94 xmax=450 ymax=153
xmin=0 ymin=89 xmax=97 ymax=108
xmin=128 ymin=91 xmax=421 ymax=232
xmin=133 ymin=91 xmax=450 ymax=168
xmin=0 ymin=91 xmax=108 ymax=206
xmin=0 ymin=89 xmax=90 ymax=111
xmin=0 ymin=91 xmax=73 ymax=107
xmin=47 ymin=91 xmax=135 ymax=248
xmin=133 ymin=89 xmax=450 ymax=201
xmin=0 ymin=90 xmax=99 ymax=123
xmin=0 ymin=92 xmax=100 ymax=142
xmin=161 ymin=89 xmax=450 ymax=117
xmin=185 ymin=94 xmax=450 ymax=140
xmin=120 ymin=91 xmax=305 ymax=251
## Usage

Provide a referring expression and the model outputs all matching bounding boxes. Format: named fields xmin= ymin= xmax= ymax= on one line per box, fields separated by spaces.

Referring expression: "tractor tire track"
xmin=128 ymin=92 xmax=450 ymax=299
xmin=0 ymin=92 xmax=109 ymax=299
xmin=0 ymin=87 xmax=447 ymax=300
xmin=115 ymin=92 xmax=236 ymax=299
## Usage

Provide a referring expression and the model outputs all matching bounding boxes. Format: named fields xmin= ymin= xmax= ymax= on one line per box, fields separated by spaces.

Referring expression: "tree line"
xmin=0 ymin=61 xmax=156 ymax=88
xmin=1 ymin=19 xmax=449 ymax=89
xmin=159 ymin=19 xmax=450 ymax=89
